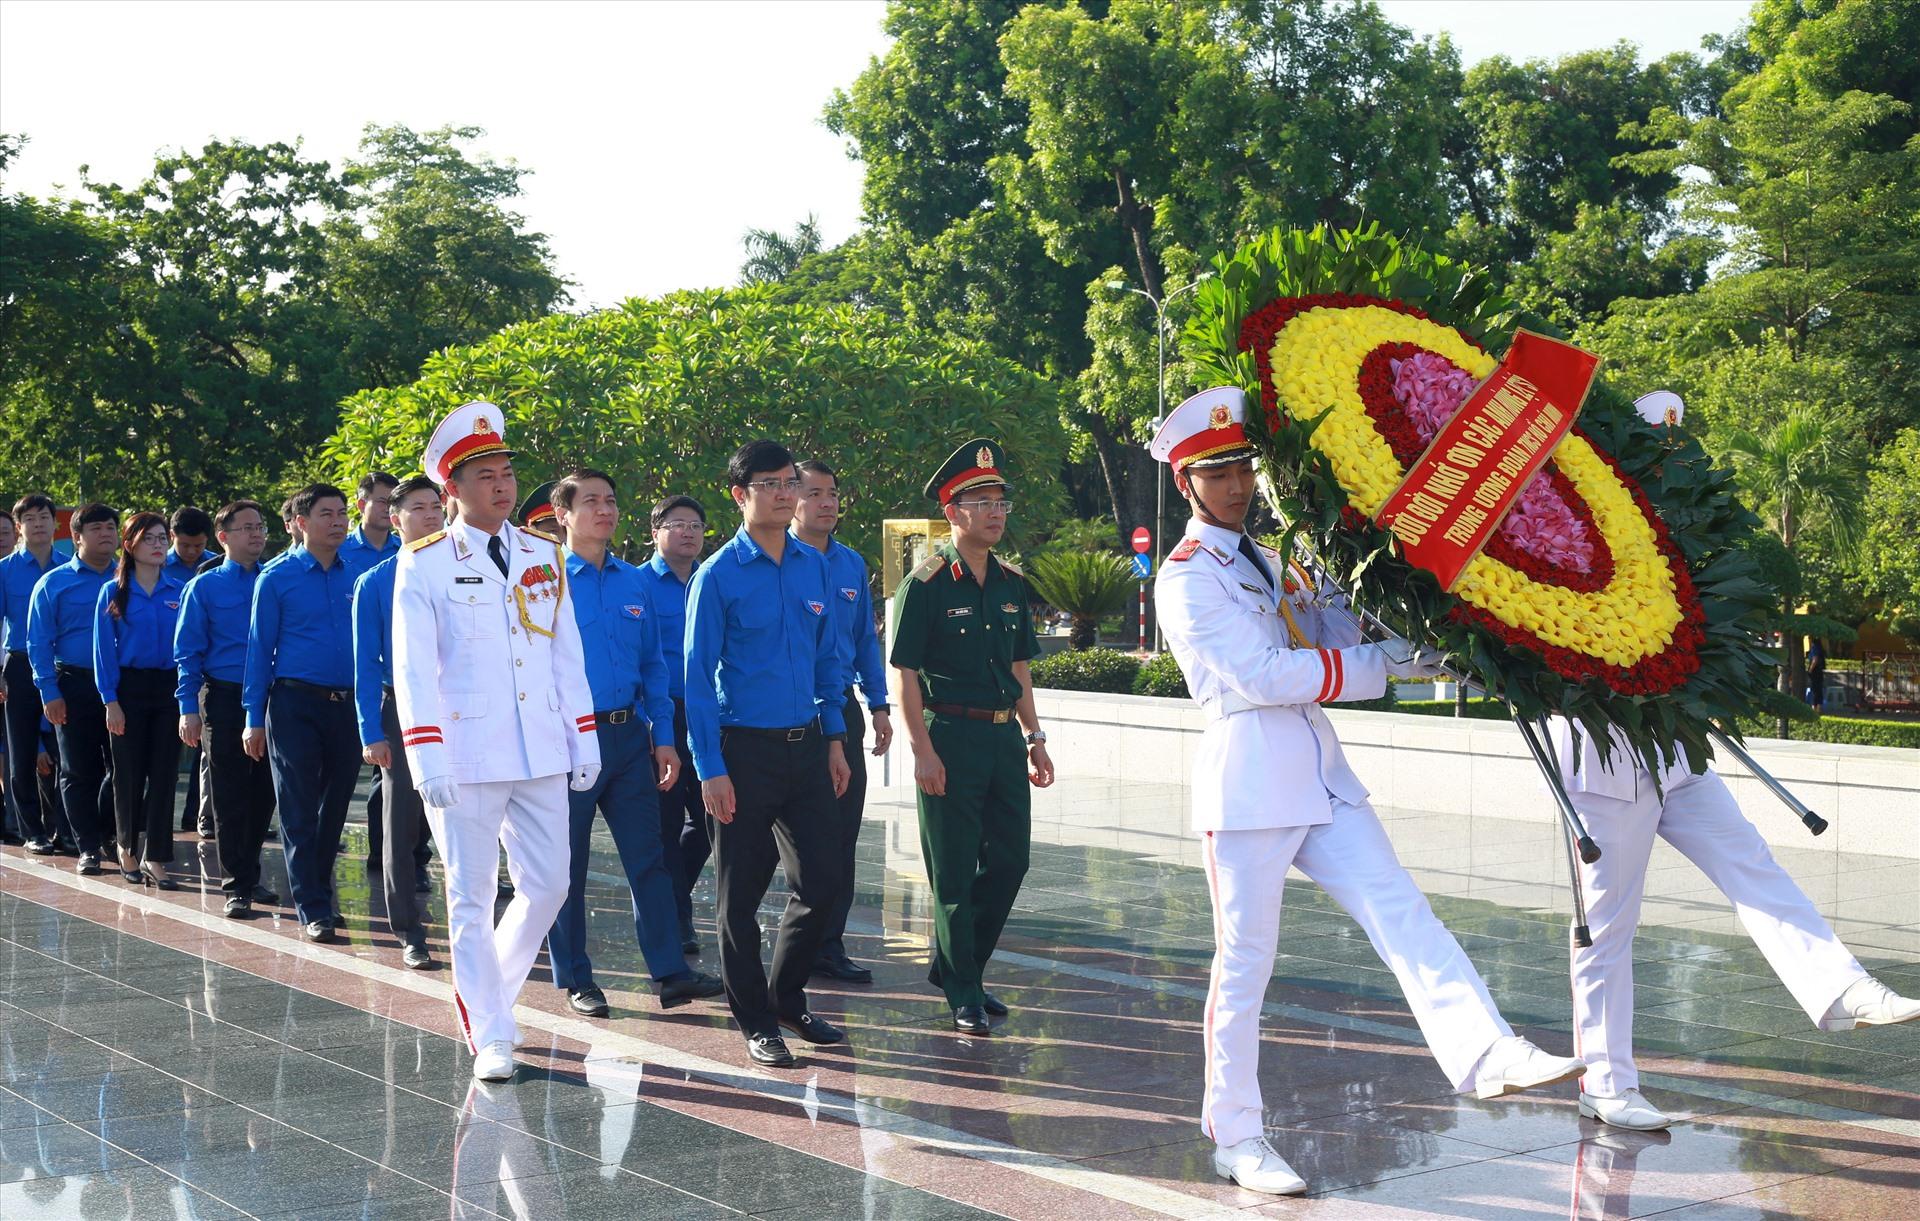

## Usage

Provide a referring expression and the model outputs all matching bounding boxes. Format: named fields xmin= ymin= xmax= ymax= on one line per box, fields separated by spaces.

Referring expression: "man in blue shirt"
xmin=792 ymin=460 xmax=894 ymax=985
xmin=2 ymin=493 xmax=74 ymax=853
xmin=168 ymin=505 xmax=219 ymax=838
xmin=637 ymin=493 xmax=710 ymax=953
xmin=543 ymin=469 xmax=723 ymax=1018
xmin=353 ymin=476 xmax=444 ymax=966
xmin=341 ymin=471 xmax=403 ymax=881
xmin=685 ymin=440 xmax=853 ymax=1068
xmin=177 ymin=500 xmax=278 ymax=919
xmin=243 ymin=483 xmax=359 ymax=942
xmin=27 ymin=502 xmax=120 ymax=874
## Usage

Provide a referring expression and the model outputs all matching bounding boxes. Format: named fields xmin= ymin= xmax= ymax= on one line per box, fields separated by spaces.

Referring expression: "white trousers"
xmin=1570 ymin=771 xmax=1866 ymax=1097
xmin=1200 ymin=798 xmax=1512 ymax=1146
xmin=423 ymin=775 xmax=571 ymax=1053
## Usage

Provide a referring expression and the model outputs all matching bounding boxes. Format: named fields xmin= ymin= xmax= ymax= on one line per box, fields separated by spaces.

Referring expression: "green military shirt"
xmin=889 ymin=542 xmax=1037 ymax=709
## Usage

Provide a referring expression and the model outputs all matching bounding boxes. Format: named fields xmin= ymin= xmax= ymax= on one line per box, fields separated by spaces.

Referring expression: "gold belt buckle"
xmin=991 ymin=709 xmax=1011 ymax=724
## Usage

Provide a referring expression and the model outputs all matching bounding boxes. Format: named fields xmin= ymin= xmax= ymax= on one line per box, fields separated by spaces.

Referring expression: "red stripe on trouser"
xmin=453 ymin=987 xmax=477 ymax=1054
xmin=1200 ymin=830 xmax=1225 ymax=1141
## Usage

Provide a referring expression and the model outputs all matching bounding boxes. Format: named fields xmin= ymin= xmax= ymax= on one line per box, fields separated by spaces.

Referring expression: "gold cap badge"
xmin=1209 ymin=404 xmax=1231 ymax=429
xmin=977 ymin=445 xmax=994 ymax=469
xmin=473 ymin=417 xmax=494 ymax=435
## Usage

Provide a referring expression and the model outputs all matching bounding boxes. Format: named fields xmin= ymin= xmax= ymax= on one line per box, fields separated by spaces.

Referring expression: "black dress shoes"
xmin=26 ymin=838 xmax=55 ymax=855
xmin=304 ymin=921 xmax=336 ymax=944
xmin=77 ymin=852 xmax=102 ymax=875
xmin=568 ymin=986 xmax=610 ymax=1017
xmin=681 ymin=933 xmax=701 ymax=955
xmin=223 ymin=896 xmax=251 ymax=919
xmin=952 ymin=1005 xmax=992 ymax=1036
xmin=252 ymin=884 xmax=279 ymax=905
xmin=811 ymin=954 xmax=874 ymax=984
xmin=746 ymin=1034 xmax=796 ymax=1067
xmin=402 ymin=942 xmax=433 ymax=970
xmin=658 ymin=971 xmax=724 ymax=1009
xmin=778 ymin=1011 xmax=847 ymax=1045
xmin=982 ymin=991 xmax=1009 ymax=1017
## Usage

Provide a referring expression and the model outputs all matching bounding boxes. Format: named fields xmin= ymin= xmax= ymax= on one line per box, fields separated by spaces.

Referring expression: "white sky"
xmin=1 ymin=0 xmax=1752 ymax=309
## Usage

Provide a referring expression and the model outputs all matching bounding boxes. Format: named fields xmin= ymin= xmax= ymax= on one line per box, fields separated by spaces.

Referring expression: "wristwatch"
xmin=1025 ymin=729 xmax=1047 ymax=746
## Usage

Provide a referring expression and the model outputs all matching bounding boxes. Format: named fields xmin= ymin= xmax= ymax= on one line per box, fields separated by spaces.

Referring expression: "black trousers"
xmin=265 ymin=681 xmax=361 ymax=925
xmin=711 ymin=726 xmax=846 ymax=1038
xmin=377 ymin=689 xmax=430 ymax=945
xmin=659 ymin=700 xmax=711 ymax=936
xmin=52 ymin=666 xmax=114 ymax=855
xmin=205 ymin=680 xmax=275 ymax=897
xmin=4 ymin=650 xmax=64 ymax=844
xmin=817 ymin=692 xmax=868 ymax=959
xmin=109 ymin=667 xmax=182 ymax=864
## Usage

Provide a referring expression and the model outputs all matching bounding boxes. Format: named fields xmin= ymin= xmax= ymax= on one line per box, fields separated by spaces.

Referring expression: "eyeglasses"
xmin=658 ymin=521 xmax=704 ymax=534
xmin=955 ymin=499 xmax=1015 ymax=514
xmin=745 ymin=478 xmax=804 ymax=494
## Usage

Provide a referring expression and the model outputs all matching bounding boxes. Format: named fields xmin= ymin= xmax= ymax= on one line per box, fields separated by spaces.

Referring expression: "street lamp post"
xmin=1105 ymin=272 xmax=1212 ymax=651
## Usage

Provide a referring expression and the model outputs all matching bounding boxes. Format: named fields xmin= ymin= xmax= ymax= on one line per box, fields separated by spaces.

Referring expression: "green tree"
xmin=1025 ymin=549 xmax=1134 ymax=649
xmin=1858 ymin=429 xmax=1920 ymax=640
xmin=321 ymin=289 xmax=1072 ymax=560
xmin=324 ymin=124 xmax=569 ymax=389
xmin=739 ymin=215 xmax=825 ymax=285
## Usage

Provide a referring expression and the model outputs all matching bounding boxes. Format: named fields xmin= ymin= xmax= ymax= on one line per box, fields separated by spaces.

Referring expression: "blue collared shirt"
xmin=94 ymin=571 xmax=188 ymax=704
xmin=1 ymin=545 xmax=70 ymax=654
xmin=339 ymin=526 xmax=400 ymax=581
xmin=173 ymin=559 xmax=261 ymax=714
xmin=27 ymin=556 xmax=116 ymax=702
xmin=636 ymin=553 xmax=693 ymax=701
xmin=243 ymin=546 xmax=356 ymax=727
xmin=683 ymin=527 xmax=848 ymax=781
xmin=350 ymin=555 xmax=399 ymax=747
xmin=795 ymin=532 xmax=889 ymax=708
xmin=566 ymin=549 xmax=675 ymax=732
xmin=165 ymin=547 xmax=221 ymax=580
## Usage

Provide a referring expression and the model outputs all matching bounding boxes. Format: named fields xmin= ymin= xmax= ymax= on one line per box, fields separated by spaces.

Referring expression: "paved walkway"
xmin=3 ymin=771 xmax=1917 ymax=1218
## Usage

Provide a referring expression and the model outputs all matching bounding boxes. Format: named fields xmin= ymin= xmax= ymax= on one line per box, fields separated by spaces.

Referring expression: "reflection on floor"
xmin=3 ymin=771 xmax=1917 ymax=1218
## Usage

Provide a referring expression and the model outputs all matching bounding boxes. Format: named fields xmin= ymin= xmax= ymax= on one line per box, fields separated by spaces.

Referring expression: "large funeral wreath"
xmin=1182 ymin=224 xmax=1781 ymax=776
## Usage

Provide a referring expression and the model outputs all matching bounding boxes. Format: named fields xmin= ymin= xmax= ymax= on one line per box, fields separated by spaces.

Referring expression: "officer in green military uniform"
xmin=890 ymin=438 xmax=1056 ymax=1036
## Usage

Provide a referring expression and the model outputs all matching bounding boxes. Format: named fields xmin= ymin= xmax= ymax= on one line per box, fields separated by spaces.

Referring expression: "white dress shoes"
xmin=1211 ymin=1136 xmax=1308 ymax=1196
xmin=1579 ymin=1087 xmax=1671 ymax=1130
xmin=1472 ymin=1035 xmax=1586 ymax=1099
xmin=472 ymin=1039 xmax=516 ymax=1082
xmin=1828 ymin=977 xmax=1920 ymax=1031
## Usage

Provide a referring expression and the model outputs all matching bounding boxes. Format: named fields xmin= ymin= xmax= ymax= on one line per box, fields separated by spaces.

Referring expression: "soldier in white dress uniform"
xmin=1151 ymin=387 xmax=1586 ymax=1195
xmin=393 ymin=400 xmax=602 ymax=1082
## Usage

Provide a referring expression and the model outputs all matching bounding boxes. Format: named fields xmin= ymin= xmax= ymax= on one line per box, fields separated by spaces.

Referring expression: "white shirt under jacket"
xmin=1155 ymin=518 xmax=1389 ymax=832
xmin=392 ymin=518 xmax=600 ymax=787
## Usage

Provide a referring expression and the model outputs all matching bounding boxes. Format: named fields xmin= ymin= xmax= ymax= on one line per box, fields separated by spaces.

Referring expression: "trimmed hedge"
xmin=1029 ymin=648 xmax=1140 ymax=694
xmin=1395 ymin=698 xmax=1509 ymax=720
xmin=1132 ymin=651 xmax=1190 ymax=699
xmin=1732 ymin=714 xmax=1920 ymax=750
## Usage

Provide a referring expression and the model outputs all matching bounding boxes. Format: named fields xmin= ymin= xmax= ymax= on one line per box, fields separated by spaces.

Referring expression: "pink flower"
xmin=1390 ymin=351 xmax=1595 ymax=574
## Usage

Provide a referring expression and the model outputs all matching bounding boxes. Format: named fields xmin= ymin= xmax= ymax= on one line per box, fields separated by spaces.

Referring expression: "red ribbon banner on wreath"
xmin=1374 ymin=330 xmax=1602 ymax=592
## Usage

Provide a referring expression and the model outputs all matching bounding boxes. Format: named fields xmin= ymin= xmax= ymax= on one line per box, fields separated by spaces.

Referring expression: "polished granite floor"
xmin=2 ymin=768 xmax=1917 ymax=1219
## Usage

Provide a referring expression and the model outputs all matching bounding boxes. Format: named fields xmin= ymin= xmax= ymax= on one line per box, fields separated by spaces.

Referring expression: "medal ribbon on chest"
xmin=512 ymin=555 xmax=567 ymax=638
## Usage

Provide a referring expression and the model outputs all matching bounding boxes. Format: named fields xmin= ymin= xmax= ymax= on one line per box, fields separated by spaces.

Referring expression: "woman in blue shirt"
xmin=96 ymin=512 xmax=188 ymax=888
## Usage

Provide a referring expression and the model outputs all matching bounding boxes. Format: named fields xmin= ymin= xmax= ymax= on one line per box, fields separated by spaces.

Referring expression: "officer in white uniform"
xmin=1554 ymin=390 xmax=1920 ymax=1130
xmin=1151 ymin=387 xmax=1585 ymax=1196
xmin=394 ymin=401 xmax=601 ymax=1082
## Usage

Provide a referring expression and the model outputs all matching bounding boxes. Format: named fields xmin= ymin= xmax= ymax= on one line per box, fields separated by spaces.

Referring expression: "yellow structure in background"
xmin=881 ymin=518 xmax=953 ymax=596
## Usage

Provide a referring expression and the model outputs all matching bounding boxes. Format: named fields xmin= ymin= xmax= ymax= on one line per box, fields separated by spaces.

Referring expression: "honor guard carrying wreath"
xmin=1150 ymin=387 xmax=1586 ymax=1196
xmin=889 ymin=439 xmax=1055 ymax=1037
xmin=393 ymin=401 xmax=601 ymax=1083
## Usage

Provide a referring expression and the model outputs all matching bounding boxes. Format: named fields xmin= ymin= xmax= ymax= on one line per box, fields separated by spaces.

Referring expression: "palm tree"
xmin=1026 ymin=551 xmax=1135 ymax=649
xmin=1722 ymin=403 xmax=1867 ymax=734
xmin=739 ymin=215 xmax=824 ymax=285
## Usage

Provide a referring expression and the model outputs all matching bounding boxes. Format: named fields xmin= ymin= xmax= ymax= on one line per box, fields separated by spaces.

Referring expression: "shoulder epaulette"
xmin=996 ymin=557 xmax=1024 ymax=578
xmin=406 ymin=530 xmax=447 ymax=552
xmin=522 ymin=527 xmax=561 ymax=545
xmin=1169 ymin=538 xmax=1201 ymax=562
xmin=911 ymin=554 xmax=945 ymax=583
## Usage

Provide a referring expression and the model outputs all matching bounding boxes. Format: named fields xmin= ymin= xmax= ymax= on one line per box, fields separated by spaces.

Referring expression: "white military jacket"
xmin=392 ymin=518 xmax=600 ymax=786
xmin=1155 ymin=518 xmax=1389 ymax=831
xmin=1547 ymin=716 xmax=1700 ymax=803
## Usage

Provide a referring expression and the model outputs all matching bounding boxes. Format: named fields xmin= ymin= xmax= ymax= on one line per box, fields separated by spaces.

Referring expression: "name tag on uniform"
xmin=456 ymin=576 xmax=483 ymax=585
xmin=946 ymin=606 xmax=973 ymax=618
xmin=1238 ymin=582 xmax=1267 ymax=596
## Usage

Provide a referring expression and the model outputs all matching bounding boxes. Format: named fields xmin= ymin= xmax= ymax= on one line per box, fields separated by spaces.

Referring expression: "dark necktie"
xmin=487 ymin=535 xmax=509 ymax=578
xmin=1237 ymin=534 xmax=1275 ymax=590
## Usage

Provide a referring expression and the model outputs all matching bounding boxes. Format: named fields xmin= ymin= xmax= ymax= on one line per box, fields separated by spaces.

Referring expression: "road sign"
xmin=1130 ymin=552 xmax=1153 ymax=579
xmin=1131 ymin=526 xmax=1152 ymax=553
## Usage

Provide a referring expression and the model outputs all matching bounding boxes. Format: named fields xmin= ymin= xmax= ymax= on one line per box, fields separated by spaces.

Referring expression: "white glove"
xmin=569 ymin=763 xmax=601 ymax=792
xmin=1385 ymin=652 xmax=1450 ymax=681
xmin=418 ymin=775 xmax=461 ymax=811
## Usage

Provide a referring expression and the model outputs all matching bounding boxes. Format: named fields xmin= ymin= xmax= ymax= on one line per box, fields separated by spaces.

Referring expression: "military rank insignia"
xmin=1169 ymin=538 xmax=1201 ymax=562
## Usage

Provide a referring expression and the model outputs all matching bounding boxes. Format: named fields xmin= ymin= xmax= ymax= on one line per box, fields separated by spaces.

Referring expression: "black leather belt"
xmin=596 ymin=706 xmax=635 ymax=726
xmin=54 ymin=662 xmax=93 ymax=677
xmin=205 ymin=678 xmax=241 ymax=694
xmin=277 ymin=678 xmax=350 ymax=702
xmin=724 ymin=720 xmax=819 ymax=743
